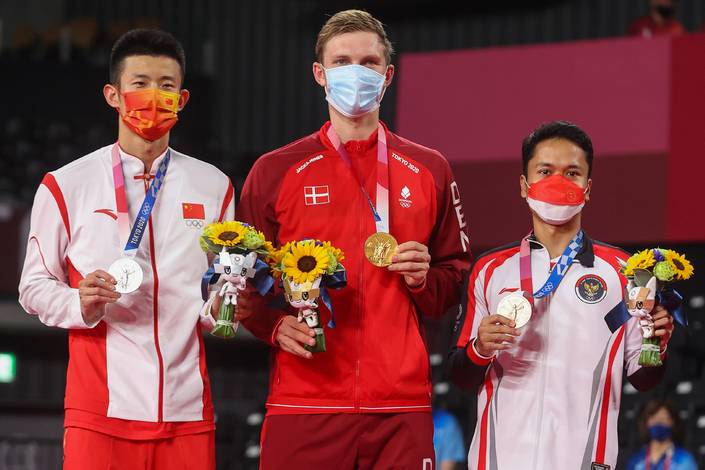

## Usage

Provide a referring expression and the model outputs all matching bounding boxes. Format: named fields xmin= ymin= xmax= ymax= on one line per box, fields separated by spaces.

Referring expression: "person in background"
xmin=626 ymin=398 xmax=698 ymax=470
xmin=433 ymin=400 xmax=466 ymax=470
xmin=628 ymin=0 xmax=685 ymax=37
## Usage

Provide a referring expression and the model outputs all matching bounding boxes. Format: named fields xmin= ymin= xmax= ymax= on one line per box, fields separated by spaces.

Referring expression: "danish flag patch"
xmin=304 ymin=185 xmax=330 ymax=206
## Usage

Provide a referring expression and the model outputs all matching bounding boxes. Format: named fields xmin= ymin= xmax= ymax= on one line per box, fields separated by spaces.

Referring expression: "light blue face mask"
xmin=323 ymin=64 xmax=387 ymax=118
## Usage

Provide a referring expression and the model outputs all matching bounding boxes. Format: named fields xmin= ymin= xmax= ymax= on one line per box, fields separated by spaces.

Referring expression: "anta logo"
xmin=182 ymin=202 xmax=205 ymax=228
xmin=399 ymin=186 xmax=412 ymax=208
xmin=304 ymin=185 xmax=330 ymax=206
xmin=498 ymin=287 xmax=519 ymax=295
xmin=94 ymin=208 xmax=117 ymax=220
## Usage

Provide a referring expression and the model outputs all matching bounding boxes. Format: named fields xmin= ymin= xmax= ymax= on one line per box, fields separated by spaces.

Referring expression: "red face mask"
xmin=526 ymin=174 xmax=587 ymax=225
xmin=119 ymin=88 xmax=181 ymax=141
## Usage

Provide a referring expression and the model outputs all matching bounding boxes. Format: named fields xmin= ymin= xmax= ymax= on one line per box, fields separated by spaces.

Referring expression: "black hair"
xmin=109 ymin=29 xmax=186 ymax=85
xmin=521 ymin=120 xmax=594 ymax=177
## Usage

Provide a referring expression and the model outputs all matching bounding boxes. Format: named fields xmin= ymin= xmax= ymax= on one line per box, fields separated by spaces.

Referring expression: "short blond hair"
xmin=315 ymin=10 xmax=394 ymax=65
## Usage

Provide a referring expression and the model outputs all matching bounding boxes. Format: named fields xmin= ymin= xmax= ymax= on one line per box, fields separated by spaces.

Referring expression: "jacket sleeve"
xmin=605 ymin=249 xmax=667 ymax=391
xmin=408 ymin=158 xmax=472 ymax=318
xmin=18 ymin=176 xmax=96 ymax=329
xmin=237 ymin=158 xmax=290 ymax=345
xmin=624 ymin=315 xmax=666 ymax=390
xmin=447 ymin=261 xmax=493 ymax=390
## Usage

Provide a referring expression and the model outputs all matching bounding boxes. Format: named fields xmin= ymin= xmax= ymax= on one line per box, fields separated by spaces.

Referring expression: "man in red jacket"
xmin=238 ymin=9 xmax=471 ymax=469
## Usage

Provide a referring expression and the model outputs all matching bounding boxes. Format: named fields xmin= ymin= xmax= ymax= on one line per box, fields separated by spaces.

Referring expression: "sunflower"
xmin=623 ymin=249 xmax=656 ymax=277
xmin=208 ymin=221 xmax=247 ymax=247
xmin=267 ymin=244 xmax=287 ymax=269
xmin=282 ymin=241 xmax=330 ymax=283
xmin=665 ymin=250 xmax=694 ymax=281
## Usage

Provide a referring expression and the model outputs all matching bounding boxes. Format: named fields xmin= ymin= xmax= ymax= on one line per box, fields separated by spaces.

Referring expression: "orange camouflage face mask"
xmin=119 ymin=88 xmax=181 ymax=141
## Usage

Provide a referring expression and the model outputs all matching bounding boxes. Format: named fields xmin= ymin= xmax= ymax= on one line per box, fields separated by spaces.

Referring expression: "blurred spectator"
xmin=625 ymin=398 xmax=698 ymax=470
xmin=628 ymin=0 xmax=685 ymax=38
xmin=432 ymin=407 xmax=466 ymax=470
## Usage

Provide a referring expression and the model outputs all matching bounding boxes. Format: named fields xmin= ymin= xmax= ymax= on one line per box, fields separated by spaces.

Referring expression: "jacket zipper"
xmin=354 ymin=174 xmax=364 ymax=412
xmin=143 ymin=178 xmax=165 ymax=422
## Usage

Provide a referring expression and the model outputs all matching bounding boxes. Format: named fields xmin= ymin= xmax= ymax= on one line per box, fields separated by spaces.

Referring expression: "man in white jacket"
xmin=18 ymin=29 xmax=234 ymax=470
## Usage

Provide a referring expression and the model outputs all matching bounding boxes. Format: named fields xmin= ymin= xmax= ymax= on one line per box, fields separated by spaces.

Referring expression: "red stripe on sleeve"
xmin=456 ymin=247 xmax=518 ymax=347
xmin=41 ymin=173 xmax=71 ymax=241
xmin=595 ymin=326 xmax=625 ymax=463
xmin=466 ymin=341 xmax=493 ymax=366
xmin=218 ymin=179 xmax=234 ymax=222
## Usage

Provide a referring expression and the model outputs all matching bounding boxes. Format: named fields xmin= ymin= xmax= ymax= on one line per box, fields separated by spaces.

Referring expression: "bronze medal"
xmin=364 ymin=232 xmax=398 ymax=267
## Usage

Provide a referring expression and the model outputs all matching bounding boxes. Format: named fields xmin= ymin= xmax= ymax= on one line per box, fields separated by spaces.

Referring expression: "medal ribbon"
xmin=645 ymin=445 xmax=672 ymax=470
xmin=111 ymin=143 xmax=171 ymax=257
xmin=326 ymin=123 xmax=390 ymax=233
xmin=519 ymin=230 xmax=584 ymax=305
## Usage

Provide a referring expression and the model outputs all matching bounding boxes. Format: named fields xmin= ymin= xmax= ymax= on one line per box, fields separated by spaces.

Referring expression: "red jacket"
xmin=239 ymin=121 xmax=471 ymax=414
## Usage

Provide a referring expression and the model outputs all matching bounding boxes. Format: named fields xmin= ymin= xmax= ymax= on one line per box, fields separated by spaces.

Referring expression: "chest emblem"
xmin=182 ymin=202 xmax=205 ymax=228
xmin=304 ymin=185 xmax=330 ymax=206
xmin=399 ymin=186 xmax=412 ymax=208
xmin=575 ymin=274 xmax=607 ymax=304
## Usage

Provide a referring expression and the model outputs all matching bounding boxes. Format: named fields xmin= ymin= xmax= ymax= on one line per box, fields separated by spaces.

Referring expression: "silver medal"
xmin=108 ymin=258 xmax=143 ymax=294
xmin=497 ymin=292 xmax=532 ymax=328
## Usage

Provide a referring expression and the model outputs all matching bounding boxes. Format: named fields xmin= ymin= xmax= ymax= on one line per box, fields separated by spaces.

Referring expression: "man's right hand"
xmin=78 ymin=270 xmax=120 ymax=325
xmin=475 ymin=314 xmax=521 ymax=357
xmin=275 ymin=316 xmax=316 ymax=360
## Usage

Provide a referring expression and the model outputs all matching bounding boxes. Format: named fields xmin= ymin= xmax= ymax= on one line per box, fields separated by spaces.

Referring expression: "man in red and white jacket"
xmin=449 ymin=121 xmax=674 ymax=470
xmin=238 ymin=10 xmax=471 ymax=469
xmin=18 ymin=30 xmax=233 ymax=470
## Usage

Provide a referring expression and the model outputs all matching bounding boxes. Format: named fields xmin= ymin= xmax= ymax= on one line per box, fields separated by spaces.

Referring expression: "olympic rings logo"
xmin=185 ymin=219 xmax=204 ymax=228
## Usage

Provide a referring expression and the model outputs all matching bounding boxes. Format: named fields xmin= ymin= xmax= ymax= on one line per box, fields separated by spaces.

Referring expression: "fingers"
xmin=79 ymin=286 xmax=120 ymax=300
xmin=475 ymin=314 xmax=522 ymax=356
xmin=650 ymin=307 xmax=670 ymax=321
xmin=79 ymin=270 xmax=118 ymax=291
xmin=276 ymin=317 xmax=316 ymax=359
xmin=278 ymin=336 xmax=313 ymax=360
xmin=390 ymin=244 xmax=431 ymax=263
xmin=480 ymin=332 xmax=519 ymax=344
xmin=82 ymin=294 xmax=119 ymax=305
xmin=483 ymin=314 xmax=517 ymax=329
xmin=387 ymin=261 xmax=429 ymax=273
xmin=653 ymin=315 xmax=674 ymax=330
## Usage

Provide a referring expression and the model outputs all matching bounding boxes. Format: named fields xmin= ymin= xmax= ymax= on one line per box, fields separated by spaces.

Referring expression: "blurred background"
xmin=1 ymin=0 xmax=704 ymax=468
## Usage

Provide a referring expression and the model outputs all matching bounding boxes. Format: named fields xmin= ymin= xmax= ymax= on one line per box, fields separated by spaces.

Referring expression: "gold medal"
xmin=364 ymin=232 xmax=398 ymax=267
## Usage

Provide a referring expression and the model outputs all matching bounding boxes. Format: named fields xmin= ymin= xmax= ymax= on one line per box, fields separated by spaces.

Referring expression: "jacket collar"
xmin=526 ymin=230 xmax=595 ymax=268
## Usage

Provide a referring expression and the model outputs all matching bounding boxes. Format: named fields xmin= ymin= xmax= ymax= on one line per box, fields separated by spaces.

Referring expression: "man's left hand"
xmin=209 ymin=285 xmax=255 ymax=322
xmin=387 ymin=241 xmax=431 ymax=288
xmin=652 ymin=305 xmax=674 ymax=353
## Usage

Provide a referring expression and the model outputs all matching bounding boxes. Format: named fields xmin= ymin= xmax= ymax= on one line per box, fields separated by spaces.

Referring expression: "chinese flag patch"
xmin=182 ymin=203 xmax=205 ymax=219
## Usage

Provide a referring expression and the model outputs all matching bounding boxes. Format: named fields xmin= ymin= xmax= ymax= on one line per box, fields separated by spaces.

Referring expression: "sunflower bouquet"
xmin=620 ymin=248 xmax=693 ymax=366
xmin=269 ymin=240 xmax=346 ymax=353
xmin=200 ymin=221 xmax=274 ymax=338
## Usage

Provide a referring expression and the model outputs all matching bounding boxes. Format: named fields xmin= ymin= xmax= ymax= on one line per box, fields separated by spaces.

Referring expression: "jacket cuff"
xmin=405 ymin=276 xmax=427 ymax=293
xmin=74 ymin=290 xmax=104 ymax=328
xmin=270 ymin=315 xmax=287 ymax=346
xmin=466 ymin=338 xmax=494 ymax=366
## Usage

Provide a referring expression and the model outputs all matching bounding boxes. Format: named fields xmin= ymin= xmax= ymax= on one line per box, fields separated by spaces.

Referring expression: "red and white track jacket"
xmin=18 ymin=145 xmax=234 ymax=439
xmin=449 ymin=234 xmax=666 ymax=470
xmin=239 ymin=121 xmax=471 ymax=415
